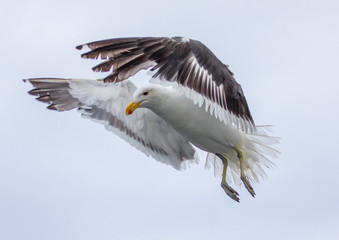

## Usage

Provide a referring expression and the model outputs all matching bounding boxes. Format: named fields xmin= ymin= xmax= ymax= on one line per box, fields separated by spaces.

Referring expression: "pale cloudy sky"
xmin=1 ymin=0 xmax=339 ymax=239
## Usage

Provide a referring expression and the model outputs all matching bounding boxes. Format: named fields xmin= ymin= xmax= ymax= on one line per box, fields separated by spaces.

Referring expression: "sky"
xmin=1 ymin=0 xmax=339 ymax=239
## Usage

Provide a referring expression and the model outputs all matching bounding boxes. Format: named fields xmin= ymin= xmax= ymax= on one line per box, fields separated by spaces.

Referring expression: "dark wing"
xmin=76 ymin=37 xmax=255 ymax=132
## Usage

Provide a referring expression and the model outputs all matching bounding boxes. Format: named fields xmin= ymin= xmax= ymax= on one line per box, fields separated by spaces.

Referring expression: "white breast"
xmin=149 ymin=88 xmax=245 ymax=154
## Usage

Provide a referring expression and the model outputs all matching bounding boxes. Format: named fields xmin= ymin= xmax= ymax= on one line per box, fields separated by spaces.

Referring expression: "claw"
xmin=234 ymin=147 xmax=256 ymax=198
xmin=241 ymin=176 xmax=256 ymax=197
xmin=221 ymin=182 xmax=240 ymax=202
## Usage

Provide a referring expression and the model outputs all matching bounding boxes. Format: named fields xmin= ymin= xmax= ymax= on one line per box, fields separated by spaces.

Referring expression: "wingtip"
xmin=23 ymin=78 xmax=36 ymax=84
xmin=28 ymin=89 xmax=39 ymax=96
xmin=76 ymin=44 xmax=89 ymax=50
xmin=47 ymin=104 xmax=58 ymax=111
xmin=24 ymin=78 xmax=38 ymax=83
xmin=23 ymin=78 xmax=36 ymax=83
xmin=75 ymin=44 xmax=83 ymax=50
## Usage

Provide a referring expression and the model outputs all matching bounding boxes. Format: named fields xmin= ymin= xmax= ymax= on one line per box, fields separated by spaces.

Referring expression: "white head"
xmin=125 ymin=84 xmax=163 ymax=115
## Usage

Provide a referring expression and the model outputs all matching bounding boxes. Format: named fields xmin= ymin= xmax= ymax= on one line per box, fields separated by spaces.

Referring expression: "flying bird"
xmin=25 ymin=37 xmax=279 ymax=202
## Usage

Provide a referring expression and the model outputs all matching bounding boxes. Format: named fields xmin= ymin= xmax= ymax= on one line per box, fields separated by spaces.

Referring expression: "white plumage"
xmin=26 ymin=36 xmax=279 ymax=202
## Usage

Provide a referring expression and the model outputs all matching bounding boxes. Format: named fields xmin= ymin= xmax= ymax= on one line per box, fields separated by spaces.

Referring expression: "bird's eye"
xmin=143 ymin=91 xmax=148 ymax=96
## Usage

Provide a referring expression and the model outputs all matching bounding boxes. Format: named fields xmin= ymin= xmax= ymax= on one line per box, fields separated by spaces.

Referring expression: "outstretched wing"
xmin=25 ymin=78 xmax=198 ymax=170
xmin=76 ymin=37 xmax=255 ymax=132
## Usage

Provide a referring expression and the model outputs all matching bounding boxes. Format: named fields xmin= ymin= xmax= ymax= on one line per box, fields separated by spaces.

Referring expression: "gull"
xmin=25 ymin=37 xmax=279 ymax=202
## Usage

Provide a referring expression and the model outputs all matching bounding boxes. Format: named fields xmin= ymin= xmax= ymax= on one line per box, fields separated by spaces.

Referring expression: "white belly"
xmin=150 ymin=91 xmax=244 ymax=154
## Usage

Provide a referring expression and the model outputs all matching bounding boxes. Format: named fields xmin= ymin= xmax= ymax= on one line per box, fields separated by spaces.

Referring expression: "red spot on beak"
xmin=129 ymin=110 xmax=133 ymax=115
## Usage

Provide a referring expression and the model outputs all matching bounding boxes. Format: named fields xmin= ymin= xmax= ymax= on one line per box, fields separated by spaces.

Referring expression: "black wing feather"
xmin=76 ymin=37 xmax=255 ymax=129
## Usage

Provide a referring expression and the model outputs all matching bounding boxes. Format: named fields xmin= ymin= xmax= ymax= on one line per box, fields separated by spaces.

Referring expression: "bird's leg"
xmin=216 ymin=154 xmax=239 ymax=202
xmin=234 ymin=148 xmax=256 ymax=197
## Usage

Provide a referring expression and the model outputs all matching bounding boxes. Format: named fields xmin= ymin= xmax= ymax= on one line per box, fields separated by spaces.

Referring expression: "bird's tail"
xmin=205 ymin=126 xmax=280 ymax=185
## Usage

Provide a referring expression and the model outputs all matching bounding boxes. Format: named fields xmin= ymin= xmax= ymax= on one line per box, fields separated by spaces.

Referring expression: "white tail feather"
xmin=205 ymin=126 xmax=280 ymax=185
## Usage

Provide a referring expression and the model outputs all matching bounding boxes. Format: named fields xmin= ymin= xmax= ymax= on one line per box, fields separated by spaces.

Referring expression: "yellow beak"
xmin=125 ymin=100 xmax=142 ymax=115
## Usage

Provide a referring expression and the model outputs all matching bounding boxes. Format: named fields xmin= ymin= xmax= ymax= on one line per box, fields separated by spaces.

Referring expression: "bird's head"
xmin=125 ymin=85 xmax=159 ymax=115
